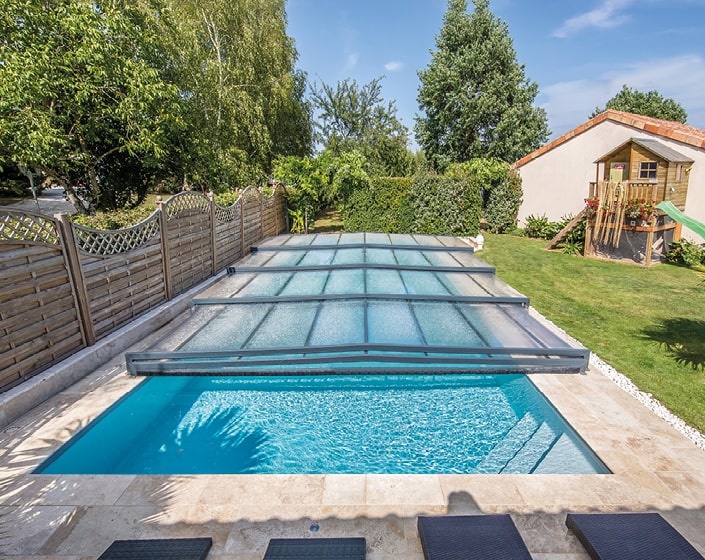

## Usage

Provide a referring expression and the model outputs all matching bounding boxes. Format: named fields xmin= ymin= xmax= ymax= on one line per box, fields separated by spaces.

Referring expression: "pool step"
xmin=503 ymin=422 xmax=560 ymax=474
xmin=476 ymin=413 xmax=538 ymax=473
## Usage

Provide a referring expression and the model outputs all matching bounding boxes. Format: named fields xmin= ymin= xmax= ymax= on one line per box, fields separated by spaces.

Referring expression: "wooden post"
xmin=240 ymin=196 xmax=245 ymax=258
xmin=57 ymin=214 xmax=95 ymax=345
xmin=259 ymin=188 xmax=265 ymax=242
xmin=208 ymin=191 xmax=217 ymax=275
xmin=157 ymin=196 xmax=173 ymax=300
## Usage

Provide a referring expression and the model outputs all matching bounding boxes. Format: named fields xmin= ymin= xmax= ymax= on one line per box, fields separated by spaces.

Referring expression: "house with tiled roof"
xmin=514 ymin=109 xmax=705 ymax=244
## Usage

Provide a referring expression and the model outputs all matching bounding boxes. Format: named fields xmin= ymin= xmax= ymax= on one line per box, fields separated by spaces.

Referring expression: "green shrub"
xmin=70 ymin=205 xmax=154 ymax=229
xmin=666 ymin=239 xmax=705 ymax=267
xmin=524 ymin=214 xmax=553 ymax=239
xmin=214 ymin=190 xmax=242 ymax=207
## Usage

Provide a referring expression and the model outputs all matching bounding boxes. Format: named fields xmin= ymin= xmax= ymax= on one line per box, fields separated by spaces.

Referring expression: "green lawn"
xmin=479 ymin=233 xmax=705 ymax=433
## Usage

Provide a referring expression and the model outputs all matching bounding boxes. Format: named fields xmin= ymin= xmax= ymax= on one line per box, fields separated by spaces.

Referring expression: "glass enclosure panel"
xmin=412 ymin=302 xmax=486 ymax=346
xmin=279 ymin=271 xmax=329 ymax=296
xmin=181 ymin=304 xmax=272 ymax=351
xmin=324 ymin=269 xmax=364 ymax=294
xmin=367 ymin=301 xmax=424 ymax=344
xmin=237 ymin=272 xmax=292 ymax=296
xmin=308 ymin=301 xmax=365 ymax=346
xmin=246 ymin=302 xmax=319 ymax=348
xmin=366 ymin=268 xmax=406 ymax=294
xmin=400 ymin=271 xmax=451 ymax=296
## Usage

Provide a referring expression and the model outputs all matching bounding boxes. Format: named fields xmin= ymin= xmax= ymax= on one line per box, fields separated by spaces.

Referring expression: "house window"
xmin=676 ymin=164 xmax=683 ymax=182
xmin=639 ymin=161 xmax=657 ymax=180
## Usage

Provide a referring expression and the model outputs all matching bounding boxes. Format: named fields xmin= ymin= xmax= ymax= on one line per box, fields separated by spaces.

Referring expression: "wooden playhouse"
xmin=584 ymin=137 xmax=693 ymax=266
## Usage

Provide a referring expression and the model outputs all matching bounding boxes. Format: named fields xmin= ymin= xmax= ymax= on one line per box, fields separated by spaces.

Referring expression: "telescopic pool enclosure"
xmin=126 ymin=233 xmax=589 ymax=375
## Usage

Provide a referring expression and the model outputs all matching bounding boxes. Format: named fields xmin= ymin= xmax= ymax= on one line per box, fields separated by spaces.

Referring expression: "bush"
xmin=523 ymin=214 xmax=554 ymax=239
xmin=666 ymin=239 xmax=705 ymax=267
xmin=70 ymin=205 xmax=155 ymax=229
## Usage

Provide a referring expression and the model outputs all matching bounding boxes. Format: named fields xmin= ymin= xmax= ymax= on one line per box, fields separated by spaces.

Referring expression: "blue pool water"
xmin=37 ymin=374 xmax=608 ymax=475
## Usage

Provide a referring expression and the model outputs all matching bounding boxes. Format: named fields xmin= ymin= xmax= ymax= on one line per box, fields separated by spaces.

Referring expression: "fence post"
xmin=57 ymin=214 xmax=96 ymax=346
xmin=259 ymin=188 xmax=265 ymax=242
xmin=208 ymin=191 xmax=217 ymax=275
xmin=240 ymin=194 xmax=245 ymax=257
xmin=157 ymin=196 xmax=173 ymax=300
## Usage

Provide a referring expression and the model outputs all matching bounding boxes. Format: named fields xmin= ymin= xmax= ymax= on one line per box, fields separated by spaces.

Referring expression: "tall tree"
xmin=591 ymin=85 xmax=688 ymax=123
xmin=167 ymin=0 xmax=312 ymax=190
xmin=416 ymin=0 xmax=549 ymax=169
xmin=0 ymin=0 xmax=183 ymax=212
xmin=311 ymin=77 xmax=412 ymax=177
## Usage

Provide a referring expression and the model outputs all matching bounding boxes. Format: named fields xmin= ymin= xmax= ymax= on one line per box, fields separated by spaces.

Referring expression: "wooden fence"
xmin=0 ymin=186 xmax=288 ymax=392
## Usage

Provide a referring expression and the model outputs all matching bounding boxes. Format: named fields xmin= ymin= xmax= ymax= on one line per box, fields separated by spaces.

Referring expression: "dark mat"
xmin=566 ymin=512 xmax=704 ymax=560
xmin=98 ymin=537 xmax=212 ymax=560
xmin=263 ymin=537 xmax=366 ymax=559
xmin=417 ymin=515 xmax=532 ymax=560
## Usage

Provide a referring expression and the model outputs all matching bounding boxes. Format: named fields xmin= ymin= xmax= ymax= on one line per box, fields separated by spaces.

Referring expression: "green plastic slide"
xmin=656 ymin=200 xmax=705 ymax=240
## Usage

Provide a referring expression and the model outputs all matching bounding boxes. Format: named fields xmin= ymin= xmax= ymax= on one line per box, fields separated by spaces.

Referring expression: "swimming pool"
xmin=37 ymin=374 xmax=608 ymax=475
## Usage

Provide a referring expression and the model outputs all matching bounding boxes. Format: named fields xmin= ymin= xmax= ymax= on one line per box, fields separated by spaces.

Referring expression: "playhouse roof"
xmin=515 ymin=110 xmax=705 ymax=168
xmin=594 ymin=137 xmax=694 ymax=164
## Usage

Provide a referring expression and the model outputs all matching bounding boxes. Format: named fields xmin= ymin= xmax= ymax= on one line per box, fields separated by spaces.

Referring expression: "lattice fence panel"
xmin=0 ymin=240 xmax=84 ymax=391
xmin=0 ymin=209 xmax=60 ymax=245
xmin=163 ymin=191 xmax=210 ymax=221
xmin=73 ymin=212 xmax=160 ymax=255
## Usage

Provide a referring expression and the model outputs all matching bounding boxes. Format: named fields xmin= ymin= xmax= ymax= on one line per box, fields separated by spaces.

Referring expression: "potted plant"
xmin=623 ymin=198 xmax=656 ymax=226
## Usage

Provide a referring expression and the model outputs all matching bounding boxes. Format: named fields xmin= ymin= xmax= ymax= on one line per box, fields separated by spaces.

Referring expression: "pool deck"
xmin=2 ymin=247 xmax=705 ymax=559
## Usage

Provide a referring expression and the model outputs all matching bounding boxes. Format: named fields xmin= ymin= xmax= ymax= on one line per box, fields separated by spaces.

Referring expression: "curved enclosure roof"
xmin=126 ymin=233 xmax=589 ymax=375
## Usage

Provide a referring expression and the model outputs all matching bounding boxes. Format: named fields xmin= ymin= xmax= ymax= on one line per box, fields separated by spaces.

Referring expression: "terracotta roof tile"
xmin=514 ymin=110 xmax=705 ymax=168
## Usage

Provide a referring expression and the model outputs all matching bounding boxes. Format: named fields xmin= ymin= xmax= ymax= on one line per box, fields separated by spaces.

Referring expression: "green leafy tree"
xmin=311 ymin=77 xmax=413 ymax=176
xmin=0 ymin=0 xmax=184 ymax=212
xmin=416 ymin=0 xmax=549 ymax=169
xmin=167 ymin=0 xmax=312 ymax=191
xmin=591 ymin=85 xmax=688 ymax=123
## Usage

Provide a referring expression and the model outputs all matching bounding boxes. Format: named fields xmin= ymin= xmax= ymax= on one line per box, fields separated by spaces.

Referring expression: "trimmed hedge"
xmin=344 ymin=177 xmax=413 ymax=232
xmin=410 ymin=172 xmax=481 ymax=236
xmin=343 ymin=173 xmax=481 ymax=236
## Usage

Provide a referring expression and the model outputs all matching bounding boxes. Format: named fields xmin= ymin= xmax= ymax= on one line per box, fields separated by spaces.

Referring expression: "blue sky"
xmin=286 ymin=0 xmax=705 ymax=150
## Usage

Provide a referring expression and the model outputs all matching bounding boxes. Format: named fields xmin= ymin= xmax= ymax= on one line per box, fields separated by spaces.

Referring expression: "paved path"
xmin=7 ymin=187 xmax=76 ymax=215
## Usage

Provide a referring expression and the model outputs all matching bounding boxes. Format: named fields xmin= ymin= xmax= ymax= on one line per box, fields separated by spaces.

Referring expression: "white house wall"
xmin=517 ymin=121 xmax=705 ymax=243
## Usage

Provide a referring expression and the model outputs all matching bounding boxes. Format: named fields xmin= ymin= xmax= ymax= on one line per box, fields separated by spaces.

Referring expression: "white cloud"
xmin=552 ymin=0 xmax=634 ymax=38
xmin=541 ymin=54 xmax=705 ymax=138
xmin=384 ymin=61 xmax=404 ymax=72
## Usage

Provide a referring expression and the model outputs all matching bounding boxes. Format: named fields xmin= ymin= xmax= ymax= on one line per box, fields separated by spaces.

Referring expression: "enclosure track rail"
xmin=191 ymin=294 xmax=530 ymax=306
xmin=251 ymin=242 xmax=476 ymax=253
xmin=228 ymin=263 xmax=495 ymax=274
